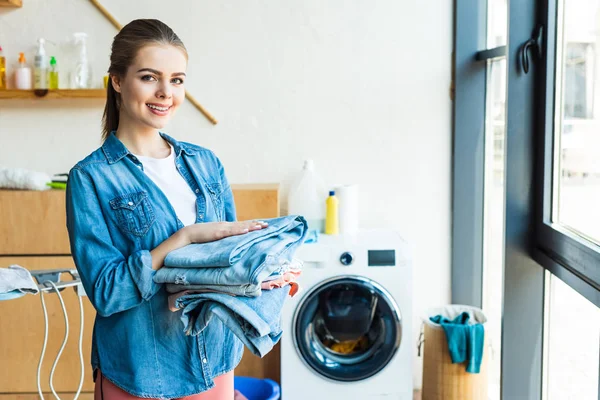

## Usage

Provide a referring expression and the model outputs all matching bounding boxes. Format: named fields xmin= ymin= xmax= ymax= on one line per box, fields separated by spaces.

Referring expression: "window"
xmin=554 ymin=0 xmax=600 ymax=245
xmin=540 ymin=1 xmax=600 ymax=396
xmin=544 ymin=273 xmax=599 ymax=400
xmin=454 ymin=0 xmax=600 ymax=398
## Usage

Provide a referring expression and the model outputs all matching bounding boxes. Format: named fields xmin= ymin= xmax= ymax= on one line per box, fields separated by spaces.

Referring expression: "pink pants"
xmin=94 ymin=370 xmax=234 ymax=400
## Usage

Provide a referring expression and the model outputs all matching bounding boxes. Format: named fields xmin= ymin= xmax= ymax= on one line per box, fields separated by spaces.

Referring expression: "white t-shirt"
xmin=133 ymin=144 xmax=197 ymax=226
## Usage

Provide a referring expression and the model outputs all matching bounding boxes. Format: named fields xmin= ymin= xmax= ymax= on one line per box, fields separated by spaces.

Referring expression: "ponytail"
xmin=101 ymin=78 xmax=120 ymax=141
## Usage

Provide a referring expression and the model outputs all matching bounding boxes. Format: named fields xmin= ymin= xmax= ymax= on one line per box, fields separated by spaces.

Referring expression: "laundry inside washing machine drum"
xmin=293 ymin=276 xmax=402 ymax=382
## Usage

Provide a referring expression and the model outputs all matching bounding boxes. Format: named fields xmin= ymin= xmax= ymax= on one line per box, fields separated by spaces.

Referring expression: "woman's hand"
xmin=181 ymin=220 xmax=269 ymax=244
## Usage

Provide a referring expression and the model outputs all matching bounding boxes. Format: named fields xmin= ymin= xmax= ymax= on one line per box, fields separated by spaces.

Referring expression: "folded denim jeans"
xmin=154 ymin=216 xmax=308 ymax=287
xmin=173 ymin=286 xmax=290 ymax=357
xmin=165 ymin=282 xmax=262 ymax=297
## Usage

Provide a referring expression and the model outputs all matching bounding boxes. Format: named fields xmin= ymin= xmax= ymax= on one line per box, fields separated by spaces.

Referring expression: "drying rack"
xmin=1 ymin=268 xmax=87 ymax=400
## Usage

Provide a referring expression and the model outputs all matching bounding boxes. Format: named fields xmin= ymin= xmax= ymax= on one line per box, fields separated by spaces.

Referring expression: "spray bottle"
xmin=71 ymin=33 xmax=92 ymax=88
xmin=49 ymin=56 xmax=59 ymax=89
xmin=33 ymin=38 xmax=48 ymax=89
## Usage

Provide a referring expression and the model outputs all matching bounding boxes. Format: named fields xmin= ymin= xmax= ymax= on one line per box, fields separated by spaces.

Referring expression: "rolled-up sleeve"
xmin=66 ymin=167 xmax=160 ymax=317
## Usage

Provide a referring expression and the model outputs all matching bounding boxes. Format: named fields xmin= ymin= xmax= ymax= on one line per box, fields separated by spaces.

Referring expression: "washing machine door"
xmin=293 ymin=275 xmax=402 ymax=382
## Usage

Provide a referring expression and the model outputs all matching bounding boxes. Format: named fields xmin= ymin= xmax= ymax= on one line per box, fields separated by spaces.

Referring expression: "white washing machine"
xmin=281 ymin=230 xmax=413 ymax=400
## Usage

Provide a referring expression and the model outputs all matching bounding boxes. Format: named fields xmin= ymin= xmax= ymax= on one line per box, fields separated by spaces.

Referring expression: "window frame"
xmin=534 ymin=0 xmax=600 ymax=307
xmin=453 ymin=0 xmax=600 ymax=398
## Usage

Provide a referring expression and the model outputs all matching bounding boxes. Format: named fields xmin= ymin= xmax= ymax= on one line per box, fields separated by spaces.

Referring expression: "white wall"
xmin=0 ymin=0 xmax=452 ymax=389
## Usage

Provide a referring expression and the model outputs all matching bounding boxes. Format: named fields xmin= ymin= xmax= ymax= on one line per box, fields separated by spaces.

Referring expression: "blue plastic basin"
xmin=234 ymin=376 xmax=280 ymax=400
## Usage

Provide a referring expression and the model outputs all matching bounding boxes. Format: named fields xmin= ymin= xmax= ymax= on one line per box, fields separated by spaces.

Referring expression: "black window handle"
xmin=521 ymin=25 xmax=544 ymax=74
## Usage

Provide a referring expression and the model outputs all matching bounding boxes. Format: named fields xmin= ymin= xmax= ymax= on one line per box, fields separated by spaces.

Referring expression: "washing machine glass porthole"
xmin=292 ymin=275 xmax=402 ymax=382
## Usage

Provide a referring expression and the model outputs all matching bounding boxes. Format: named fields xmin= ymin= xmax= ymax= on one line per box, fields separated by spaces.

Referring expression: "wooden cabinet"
xmin=0 ymin=184 xmax=281 ymax=398
xmin=0 ymin=256 xmax=96 ymax=394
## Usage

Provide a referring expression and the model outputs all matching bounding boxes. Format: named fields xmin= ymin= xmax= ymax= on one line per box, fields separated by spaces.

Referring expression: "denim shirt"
xmin=65 ymin=132 xmax=244 ymax=398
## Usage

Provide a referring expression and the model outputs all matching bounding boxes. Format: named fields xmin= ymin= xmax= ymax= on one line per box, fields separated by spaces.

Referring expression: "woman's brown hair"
xmin=102 ymin=19 xmax=188 ymax=141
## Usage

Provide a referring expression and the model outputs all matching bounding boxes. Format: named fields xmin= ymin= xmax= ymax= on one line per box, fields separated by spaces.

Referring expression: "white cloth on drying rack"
xmin=0 ymin=265 xmax=39 ymax=294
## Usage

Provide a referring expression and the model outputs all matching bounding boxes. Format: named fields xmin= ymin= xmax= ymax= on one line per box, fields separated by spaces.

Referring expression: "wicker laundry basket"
xmin=421 ymin=305 xmax=488 ymax=400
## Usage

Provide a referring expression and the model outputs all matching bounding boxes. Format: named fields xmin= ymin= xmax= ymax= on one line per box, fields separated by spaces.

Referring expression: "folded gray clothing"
xmin=166 ymin=282 xmax=261 ymax=297
xmin=0 ymin=265 xmax=39 ymax=294
xmin=154 ymin=216 xmax=308 ymax=287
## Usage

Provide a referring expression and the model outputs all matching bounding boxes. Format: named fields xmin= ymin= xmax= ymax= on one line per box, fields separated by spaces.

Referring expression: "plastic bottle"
xmin=325 ymin=190 xmax=339 ymax=235
xmin=15 ymin=52 xmax=32 ymax=90
xmin=71 ymin=33 xmax=92 ymax=88
xmin=0 ymin=46 xmax=6 ymax=90
xmin=48 ymin=56 xmax=59 ymax=89
xmin=33 ymin=38 xmax=48 ymax=89
xmin=287 ymin=160 xmax=328 ymax=232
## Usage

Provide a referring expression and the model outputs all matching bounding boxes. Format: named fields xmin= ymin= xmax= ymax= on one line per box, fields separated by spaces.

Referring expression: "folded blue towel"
xmin=430 ymin=312 xmax=484 ymax=373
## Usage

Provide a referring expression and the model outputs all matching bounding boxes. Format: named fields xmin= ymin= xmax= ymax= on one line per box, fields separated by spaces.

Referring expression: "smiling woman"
xmin=102 ymin=21 xmax=189 ymax=144
xmin=65 ymin=19 xmax=265 ymax=400
xmin=109 ymin=45 xmax=187 ymax=142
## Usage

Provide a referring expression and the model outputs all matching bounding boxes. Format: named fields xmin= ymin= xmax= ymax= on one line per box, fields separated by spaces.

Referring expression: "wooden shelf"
xmin=0 ymin=0 xmax=22 ymax=7
xmin=0 ymin=89 xmax=105 ymax=99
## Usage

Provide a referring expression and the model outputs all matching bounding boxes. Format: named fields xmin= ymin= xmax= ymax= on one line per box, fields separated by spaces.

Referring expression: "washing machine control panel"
xmin=339 ymin=251 xmax=354 ymax=266
xmin=367 ymin=249 xmax=396 ymax=267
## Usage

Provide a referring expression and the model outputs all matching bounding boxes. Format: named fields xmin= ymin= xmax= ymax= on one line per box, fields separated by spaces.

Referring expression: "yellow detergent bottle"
xmin=0 ymin=46 xmax=6 ymax=89
xmin=325 ymin=190 xmax=339 ymax=235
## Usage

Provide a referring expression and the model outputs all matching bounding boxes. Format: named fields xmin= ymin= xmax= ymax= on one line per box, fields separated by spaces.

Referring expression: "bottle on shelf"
xmin=48 ymin=56 xmax=59 ymax=89
xmin=71 ymin=32 xmax=93 ymax=89
xmin=33 ymin=38 xmax=49 ymax=89
xmin=287 ymin=159 xmax=328 ymax=233
xmin=0 ymin=46 xmax=6 ymax=90
xmin=325 ymin=190 xmax=339 ymax=235
xmin=15 ymin=52 xmax=32 ymax=90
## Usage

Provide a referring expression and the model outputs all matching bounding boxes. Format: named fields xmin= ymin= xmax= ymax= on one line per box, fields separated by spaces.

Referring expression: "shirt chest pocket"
xmin=109 ymin=191 xmax=156 ymax=236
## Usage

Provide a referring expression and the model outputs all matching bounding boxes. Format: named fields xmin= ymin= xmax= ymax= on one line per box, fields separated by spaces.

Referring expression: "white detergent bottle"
xmin=287 ymin=159 xmax=328 ymax=232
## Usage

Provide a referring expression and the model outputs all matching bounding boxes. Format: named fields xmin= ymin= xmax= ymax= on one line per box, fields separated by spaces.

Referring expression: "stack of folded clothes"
xmin=154 ymin=215 xmax=308 ymax=357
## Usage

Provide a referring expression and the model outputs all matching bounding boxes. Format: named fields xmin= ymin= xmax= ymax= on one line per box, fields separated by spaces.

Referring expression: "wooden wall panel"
xmin=0 ymin=190 xmax=71 ymax=255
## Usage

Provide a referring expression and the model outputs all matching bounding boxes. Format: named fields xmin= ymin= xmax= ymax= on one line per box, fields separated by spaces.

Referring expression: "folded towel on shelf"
xmin=172 ymin=286 xmax=290 ymax=357
xmin=0 ymin=166 xmax=51 ymax=190
xmin=0 ymin=265 xmax=39 ymax=295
